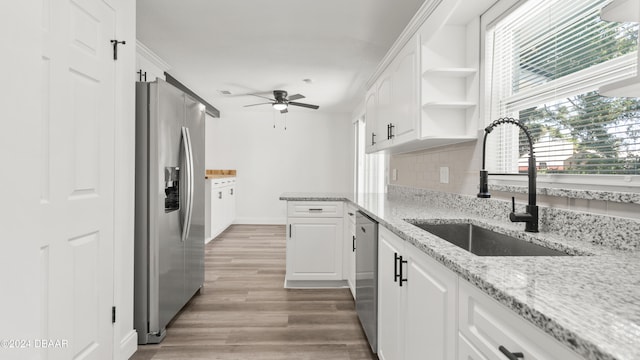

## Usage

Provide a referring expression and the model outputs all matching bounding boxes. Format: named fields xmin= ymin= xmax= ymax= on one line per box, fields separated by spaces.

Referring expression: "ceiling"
xmin=136 ymin=0 xmax=426 ymax=115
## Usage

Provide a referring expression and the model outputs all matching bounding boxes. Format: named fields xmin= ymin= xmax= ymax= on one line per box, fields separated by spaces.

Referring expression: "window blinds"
xmin=487 ymin=0 xmax=640 ymax=175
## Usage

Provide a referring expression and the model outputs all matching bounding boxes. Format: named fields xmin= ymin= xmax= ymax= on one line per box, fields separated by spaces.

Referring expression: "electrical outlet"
xmin=440 ymin=167 xmax=449 ymax=184
xmin=392 ymin=169 xmax=398 ymax=181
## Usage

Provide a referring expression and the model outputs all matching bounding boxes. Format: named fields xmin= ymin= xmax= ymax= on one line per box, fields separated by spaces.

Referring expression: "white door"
xmin=41 ymin=0 xmax=116 ymax=358
xmin=287 ymin=217 xmax=344 ymax=281
xmin=376 ymin=74 xmax=393 ymax=147
xmin=377 ymin=228 xmax=404 ymax=360
xmin=365 ymin=89 xmax=378 ymax=152
xmin=404 ymin=244 xmax=458 ymax=360
xmin=392 ymin=35 xmax=418 ymax=142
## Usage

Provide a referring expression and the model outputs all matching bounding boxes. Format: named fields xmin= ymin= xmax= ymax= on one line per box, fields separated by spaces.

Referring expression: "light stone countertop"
xmin=280 ymin=192 xmax=640 ymax=360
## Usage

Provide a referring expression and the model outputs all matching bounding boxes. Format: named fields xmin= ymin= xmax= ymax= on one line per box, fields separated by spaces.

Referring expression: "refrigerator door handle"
xmin=186 ymin=127 xmax=195 ymax=239
xmin=180 ymin=127 xmax=194 ymax=242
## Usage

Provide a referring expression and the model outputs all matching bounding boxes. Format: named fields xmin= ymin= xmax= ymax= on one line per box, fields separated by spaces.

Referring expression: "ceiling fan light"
xmin=273 ymin=103 xmax=287 ymax=111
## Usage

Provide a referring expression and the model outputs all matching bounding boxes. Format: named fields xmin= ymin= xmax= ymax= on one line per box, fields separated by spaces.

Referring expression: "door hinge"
xmin=112 ymin=306 xmax=116 ymax=324
xmin=110 ymin=39 xmax=126 ymax=60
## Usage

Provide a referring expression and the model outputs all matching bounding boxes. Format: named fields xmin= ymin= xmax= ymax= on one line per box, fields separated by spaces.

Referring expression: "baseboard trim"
xmin=284 ymin=279 xmax=349 ymax=289
xmin=119 ymin=329 xmax=138 ymax=359
xmin=234 ymin=217 xmax=285 ymax=225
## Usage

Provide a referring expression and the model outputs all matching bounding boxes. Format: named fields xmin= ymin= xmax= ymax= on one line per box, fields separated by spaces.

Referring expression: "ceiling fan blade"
xmin=280 ymin=108 xmax=288 ymax=114
xmin=248 ymin=93 xmax=276 ymax=101
xmin=289 ymin=101 xmax=319 ymax=110
xmin=243 ymin=102 xmax=272 ymax=107
xmin=287 ymin=94 xmax=305 ymax=101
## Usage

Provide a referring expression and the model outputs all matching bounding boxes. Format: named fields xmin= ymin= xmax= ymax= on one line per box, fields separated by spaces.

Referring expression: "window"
xmin=485 ymin=0 xmax=640 ymax=178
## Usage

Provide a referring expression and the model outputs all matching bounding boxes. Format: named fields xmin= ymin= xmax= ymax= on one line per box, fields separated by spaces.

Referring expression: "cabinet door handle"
xmin=498 ymin=346 xmax=524 ymax=360
xmin=352 ymin=235 xmax=356 ymax=252
xmin=230 ymin=188 xmax=234 ymax=195
xmin=389 ymin=123 xmax=395 ymax=139
xmin=218 ymin=191 xmax=222 ymax=199
xmin=371 ymin=132 xmax=376 ymax=145
xmin=289 ymin=224 xmax=291 ymax=238
xmin=348 ymin=212 xmax=354 ymax=216
xmin=399 ymin=255 xmax=408 ymax=287
xmin=387 ymin=123 xmax=391 ymax=140
xmin=361 ymin=226 xmax=366 ymax=233
xmin=394 ymin=253 xmax=400 ymax=283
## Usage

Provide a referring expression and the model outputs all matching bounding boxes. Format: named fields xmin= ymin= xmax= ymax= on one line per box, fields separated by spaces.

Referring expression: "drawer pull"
xmin=394 ymin=253 xmax=400 ymax=283
xmin=399 ymin=255 xmax=408 ymax=287
xmin=352 ymin=235 xmax=356 ymax=252
xmin=308 ymin=208 xmax=323 ymax=212
xmin=498 ymin=346 xmax=524 ymax=360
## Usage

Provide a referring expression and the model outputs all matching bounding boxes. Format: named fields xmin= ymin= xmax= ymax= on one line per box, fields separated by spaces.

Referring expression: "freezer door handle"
xmin=180 ymin=127 xmax=195 ymax=242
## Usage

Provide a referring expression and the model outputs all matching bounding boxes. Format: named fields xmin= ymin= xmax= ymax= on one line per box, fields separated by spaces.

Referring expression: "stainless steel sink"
xmin=410 ymin=222 xmax=570 ymax=256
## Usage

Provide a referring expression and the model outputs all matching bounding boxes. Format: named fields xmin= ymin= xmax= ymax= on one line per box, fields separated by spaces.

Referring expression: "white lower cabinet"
xmin=458 ymin=333 xmax=488 ymax=360
xmin=458 ymin=279 xmax=583 ymax=360
xmin=378 ymin=226 xmax=458 ymax=360
xmin=345 ymin=204 xmax=357 ymax=298
xmin=285 ymin=202 xmax=344 ymax=284
xmin=378 ymin=227 xmax=404 ymax=360
xmin=206 ymin=178 xmax=236 ymax=243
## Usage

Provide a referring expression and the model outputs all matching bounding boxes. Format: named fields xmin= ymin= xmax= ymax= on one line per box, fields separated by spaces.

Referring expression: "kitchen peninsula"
xmin=281 ymin=186 xmax=640 ymax=360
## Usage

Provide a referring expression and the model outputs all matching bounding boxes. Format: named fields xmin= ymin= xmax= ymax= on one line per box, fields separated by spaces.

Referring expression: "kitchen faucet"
xmin=477 ymin=118 xmax=539 ymax=232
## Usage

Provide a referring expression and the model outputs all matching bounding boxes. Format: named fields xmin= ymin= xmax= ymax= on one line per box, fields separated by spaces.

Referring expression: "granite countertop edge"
xmin=280 ymin=192 xmax=639 ymax=360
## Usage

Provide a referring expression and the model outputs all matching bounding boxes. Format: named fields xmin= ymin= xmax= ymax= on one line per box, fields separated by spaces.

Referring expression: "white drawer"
xmin=210 ymin=177 xmax=236 ymax=188
xmin=287 ymin=201 xmax=344 ymax=218
xmin=458 ymin=280 xmax=582 ymax=360
xmin=345 ymin=204 xmax=357 ymax=225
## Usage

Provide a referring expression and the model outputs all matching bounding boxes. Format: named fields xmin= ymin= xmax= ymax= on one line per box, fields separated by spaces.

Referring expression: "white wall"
xmin=1 ymin=2 xmax=41 ymax=356
xmin=206 ymin=110 xmax=353 ymax=224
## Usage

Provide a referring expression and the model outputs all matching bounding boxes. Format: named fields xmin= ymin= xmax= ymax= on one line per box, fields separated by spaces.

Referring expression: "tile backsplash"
xmin=389 ymin=141 xmax=479 ymax=195
xmin=389 ymin=141 xmax=640 ymax=220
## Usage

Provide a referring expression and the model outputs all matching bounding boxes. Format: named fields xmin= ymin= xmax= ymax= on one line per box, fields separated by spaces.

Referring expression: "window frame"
xmin=480 ymin=0 xmax=640 ymax=191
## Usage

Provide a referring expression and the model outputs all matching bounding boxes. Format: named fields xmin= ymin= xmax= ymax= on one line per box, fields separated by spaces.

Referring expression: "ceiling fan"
xmin=243 ymin=90 xmax=320 ymax=113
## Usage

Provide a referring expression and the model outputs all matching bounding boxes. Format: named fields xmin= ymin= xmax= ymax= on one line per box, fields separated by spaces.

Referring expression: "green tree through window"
xmin=502 ymin=1 xmax=640 ymax=175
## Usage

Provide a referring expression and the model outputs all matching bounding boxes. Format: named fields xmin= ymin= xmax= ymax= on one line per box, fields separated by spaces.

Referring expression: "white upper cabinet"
xmin=365 ymin=87 xmax=378 ymax=153
xmin=364 ymin=0 xmax=497 ymax=154
xmin=391 ymin=35 xmax=420 ymax=146
xmin=420 ymin=0 xmax=480 ymax=144
xmin=365 ymin=34 xmax=420 ymax=154
xmin=376 ymin=72 xmax=394 ymax=149
xmin=136 ymin=41 xmax=170 ymax=82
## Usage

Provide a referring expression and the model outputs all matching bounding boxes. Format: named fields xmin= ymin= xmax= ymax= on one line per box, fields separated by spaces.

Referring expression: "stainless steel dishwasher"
xmin=355 ymin=210 xmax=378 ymax=353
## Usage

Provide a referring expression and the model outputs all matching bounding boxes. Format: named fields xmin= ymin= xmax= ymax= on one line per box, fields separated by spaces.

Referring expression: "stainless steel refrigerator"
xmin=134 ymin=79 xmax=205 ymax=344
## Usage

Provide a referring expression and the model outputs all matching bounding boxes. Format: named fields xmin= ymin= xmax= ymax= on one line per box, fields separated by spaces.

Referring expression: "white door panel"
xmin=41 ymin=0 xmax=116 ymax=359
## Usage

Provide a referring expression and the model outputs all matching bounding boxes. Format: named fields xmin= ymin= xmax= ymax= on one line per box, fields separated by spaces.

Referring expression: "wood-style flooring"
xmin=130 ymin=224 xmax=377 ymax=360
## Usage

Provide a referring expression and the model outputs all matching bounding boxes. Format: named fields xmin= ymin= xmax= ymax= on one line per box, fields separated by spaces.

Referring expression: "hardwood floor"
xmin=130 ymin=225 xmax=377 ymax=360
